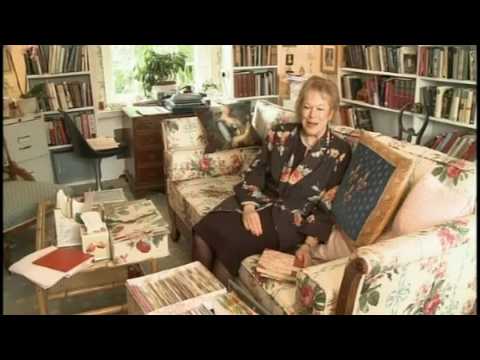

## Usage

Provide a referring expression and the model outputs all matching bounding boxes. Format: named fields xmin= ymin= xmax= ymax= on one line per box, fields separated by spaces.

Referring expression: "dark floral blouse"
xmin=214 ymin=122 xmax=352 ymax=251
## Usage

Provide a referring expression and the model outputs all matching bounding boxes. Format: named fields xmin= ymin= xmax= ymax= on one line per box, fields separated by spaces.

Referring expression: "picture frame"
xmin=321 ymin=45 xmax=338 ymax=74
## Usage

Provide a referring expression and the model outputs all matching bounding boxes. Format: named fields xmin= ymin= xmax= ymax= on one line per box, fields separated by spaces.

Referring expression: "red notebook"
xmin=33 ymin=247 xmax=93 ymax=272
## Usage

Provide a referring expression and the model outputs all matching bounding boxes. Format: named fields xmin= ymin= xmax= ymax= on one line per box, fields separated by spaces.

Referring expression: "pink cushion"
xmin=391 ymin=173 xmax=475 ymax=237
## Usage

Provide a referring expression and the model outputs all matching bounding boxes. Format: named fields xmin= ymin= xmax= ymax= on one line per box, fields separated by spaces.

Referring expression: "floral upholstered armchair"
xmin=162 ymin=101 xmax=476 ymax=315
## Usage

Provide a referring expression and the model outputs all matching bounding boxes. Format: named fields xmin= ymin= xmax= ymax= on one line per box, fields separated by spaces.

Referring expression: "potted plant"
xmin=202 ymin=80 xmax=220 ymax=100
xmin=134 ymin=49 xmax=187 ymax=99
xmin=17 ymin=84 xmax=45 ymax=115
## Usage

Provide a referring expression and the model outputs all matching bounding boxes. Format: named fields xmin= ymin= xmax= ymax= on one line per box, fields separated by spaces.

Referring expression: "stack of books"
xmin=256 ymin=249 xmax=301 ymax=283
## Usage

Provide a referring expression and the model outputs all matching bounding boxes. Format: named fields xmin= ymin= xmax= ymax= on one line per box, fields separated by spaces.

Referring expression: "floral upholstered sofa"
xmin=161 ymin=101 xmax=476 ymax=315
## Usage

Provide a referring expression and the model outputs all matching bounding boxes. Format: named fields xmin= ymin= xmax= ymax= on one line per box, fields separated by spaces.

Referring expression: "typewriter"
xmin=163 ymin=93 xmax=210 ymax=114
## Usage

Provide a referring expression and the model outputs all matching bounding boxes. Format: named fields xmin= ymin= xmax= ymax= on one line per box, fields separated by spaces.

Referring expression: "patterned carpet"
xmin=3 ymin=179 xmax=192 ymax=315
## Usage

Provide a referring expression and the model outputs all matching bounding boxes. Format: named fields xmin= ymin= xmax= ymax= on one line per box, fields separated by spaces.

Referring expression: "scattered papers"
xmin=86 ymin=137 xmax=119 ymax=151
xmin=80 ymin=211 xmax=105 ymax=233
xmin=56 ymin=189 xmax=70 ymax=218
xmin=256 ymin=249 xmax=301 ymax=282
xmin=9 ymin=246 xmax=94 ymax=290
xmin=136 ymin=106 xmax=169 ymax=116
xmin=84 ymin=188 xmax=127 ymax=206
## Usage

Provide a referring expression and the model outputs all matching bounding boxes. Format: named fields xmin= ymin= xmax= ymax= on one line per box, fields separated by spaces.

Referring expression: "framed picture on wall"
xmin=321 ymin=45 xmax=337 ymax=74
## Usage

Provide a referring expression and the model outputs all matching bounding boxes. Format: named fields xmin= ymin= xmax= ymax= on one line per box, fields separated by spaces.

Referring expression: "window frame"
xmin=101 ymin=45 xmax=199 ymax=108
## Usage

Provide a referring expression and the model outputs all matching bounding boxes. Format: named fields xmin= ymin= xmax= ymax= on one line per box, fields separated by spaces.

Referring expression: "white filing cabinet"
xmin=3 ymin=113 xmax=54 ymax=183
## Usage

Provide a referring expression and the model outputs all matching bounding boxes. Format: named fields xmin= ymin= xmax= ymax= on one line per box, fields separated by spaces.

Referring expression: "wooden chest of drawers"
xmin=122 ymin=106 xmax=194 ymax=197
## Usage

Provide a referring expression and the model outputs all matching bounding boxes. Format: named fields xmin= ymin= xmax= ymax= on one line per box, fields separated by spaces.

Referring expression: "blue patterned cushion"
xmin=3 ymin=181 xmax=72 ymax=232
xmin=332 ymin=132 xmax=413 ymax=247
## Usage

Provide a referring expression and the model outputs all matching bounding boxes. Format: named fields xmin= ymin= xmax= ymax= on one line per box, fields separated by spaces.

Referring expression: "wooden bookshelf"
xmin=222 ymin=45 xmax=280 ymax=104
xmin=43 ymin=106 xmax=95 ymax=116
xmin=26 ymin=71 xmax=91 ymax=79
xmin=25 ymin=45 xmax=99 ymax=185
xmin=338 ymin=45 xmax=477 ymax=136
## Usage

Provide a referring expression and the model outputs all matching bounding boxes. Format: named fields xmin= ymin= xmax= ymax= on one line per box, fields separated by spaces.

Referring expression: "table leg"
xmin=150 ymin=258 xmax=158 ymax=273
xmin=35 ymin=286 xmax=49 ymax=315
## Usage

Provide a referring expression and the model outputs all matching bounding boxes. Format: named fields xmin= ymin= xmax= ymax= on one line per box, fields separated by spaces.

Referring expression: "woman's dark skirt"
xmin=193 ymin=206 xmax=281 ymax=275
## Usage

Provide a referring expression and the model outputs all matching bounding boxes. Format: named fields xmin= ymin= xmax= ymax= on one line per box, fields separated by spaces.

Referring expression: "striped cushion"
xmin=3 ymin=181 xmax=72 ymax=232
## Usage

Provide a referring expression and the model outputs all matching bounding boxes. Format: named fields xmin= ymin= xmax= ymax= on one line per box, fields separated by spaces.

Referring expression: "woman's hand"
xmin=242 ymin=204 xmax=263 ymax=237
xmin=294 ymin=244 xmax=312 ymax=268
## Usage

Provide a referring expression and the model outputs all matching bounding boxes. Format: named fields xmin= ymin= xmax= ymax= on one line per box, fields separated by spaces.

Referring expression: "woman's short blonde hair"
xmin=295 ymin=76 xmax=340 ymax=120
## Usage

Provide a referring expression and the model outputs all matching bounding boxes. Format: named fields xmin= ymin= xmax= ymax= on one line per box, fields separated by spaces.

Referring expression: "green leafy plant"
xmin=202 ymin=80 xmax=218 ymax=92
xmin=20 ymin=83 xmax=45 ymax=99
xmin=134 ymin=49 xmax=187 ymax=95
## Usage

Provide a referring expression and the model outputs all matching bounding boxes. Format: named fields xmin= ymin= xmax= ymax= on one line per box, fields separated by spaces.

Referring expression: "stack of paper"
xmin=9 ymin=246 xmax=94 ymax=289
xmin=256 ymin=249 xmax=300 ymax=282
xmin=126 ymin=261 xmax=226 ymax=314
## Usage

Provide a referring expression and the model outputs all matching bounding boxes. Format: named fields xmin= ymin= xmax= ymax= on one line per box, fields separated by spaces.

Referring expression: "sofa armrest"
xmin=295 ymin=256 xmax=351 ymax=315
xmin=165 ymin=146 xmax=260 ymax=182
xmin=337 ymin=214 xmax=476 ymax=315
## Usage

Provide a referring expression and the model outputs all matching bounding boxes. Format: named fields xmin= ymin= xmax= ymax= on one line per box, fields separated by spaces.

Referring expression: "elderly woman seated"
xmin=192 ymin=76 xmax=353 ymax=285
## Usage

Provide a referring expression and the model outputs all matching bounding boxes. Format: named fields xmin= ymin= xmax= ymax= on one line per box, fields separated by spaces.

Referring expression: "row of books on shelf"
xmin=24 ymin=45 xmax=89 ymax=75
xmin=344 ymin=45 xmax=417 ymax=74
xmin=428 ymin=132 xmax=476 ymax=161
xmin=342 ymin=75 xmax=415 ymax=110
xmin=47 ymin=114 xmax=96 ymax=146
xmin=233 ymin=45 xmax=277 ymax=67
xmin=338 ymin=106 xmax=374 ymax=131
xmin=234 ymin=70 xmax=277 ymax=98
xmin=422 ymin=86 xmax=476 ymax=124
xmin=37 ymin=80 xmax=93 ymax=112
xmin=418 ymin=46 xmax=476 ymax=81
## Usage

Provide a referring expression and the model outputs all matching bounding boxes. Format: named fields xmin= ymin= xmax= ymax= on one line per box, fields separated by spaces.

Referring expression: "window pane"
xmin=109 ymin=45 xmax=194 ymax=104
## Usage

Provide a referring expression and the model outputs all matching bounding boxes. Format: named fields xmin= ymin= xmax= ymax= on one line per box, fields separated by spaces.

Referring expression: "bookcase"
xmin=338 ymin=45 xmax=477 ymax=151
xmin=221 ymin=45 xmax=279 ymax=105
xmin=25 ymin=45 xmax=99 ymax=185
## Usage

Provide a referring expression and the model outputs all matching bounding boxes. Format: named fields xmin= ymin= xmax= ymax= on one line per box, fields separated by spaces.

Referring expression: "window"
xmin=102 ymin=45 xmax=194 ymax=106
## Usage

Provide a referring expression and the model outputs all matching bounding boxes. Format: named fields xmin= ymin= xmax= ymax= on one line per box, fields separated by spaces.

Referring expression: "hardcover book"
xmin=33 ymin=247 xmax=93 ymax=272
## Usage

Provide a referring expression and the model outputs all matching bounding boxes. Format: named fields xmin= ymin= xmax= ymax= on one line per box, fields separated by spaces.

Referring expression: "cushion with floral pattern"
xmin=196 ymin=101 xmax=261 ymax=153
xmin=331 ymin=131 xmax=414 ymax=247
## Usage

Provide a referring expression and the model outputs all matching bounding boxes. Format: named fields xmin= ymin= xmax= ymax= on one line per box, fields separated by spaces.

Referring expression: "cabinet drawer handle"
xmin=19 ymin=145 xmax=32 ymax=150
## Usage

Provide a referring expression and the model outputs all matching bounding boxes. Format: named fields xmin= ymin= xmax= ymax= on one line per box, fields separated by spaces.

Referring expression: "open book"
xmin=256 ymin=249 xmax=301 ymax=283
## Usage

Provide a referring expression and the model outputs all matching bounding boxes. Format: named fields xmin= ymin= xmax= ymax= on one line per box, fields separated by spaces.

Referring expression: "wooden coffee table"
xmin=34 ymin=200 xmax=160 ymax=315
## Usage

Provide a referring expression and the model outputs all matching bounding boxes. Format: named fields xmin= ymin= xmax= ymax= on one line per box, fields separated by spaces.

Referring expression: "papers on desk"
xmin=86 ymin=137 xmax=120 ymax=151
xmin=135 ymin=106 xmax=169 ymax=116
xmin=9 ymin=246 xmax=94 ymax=289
